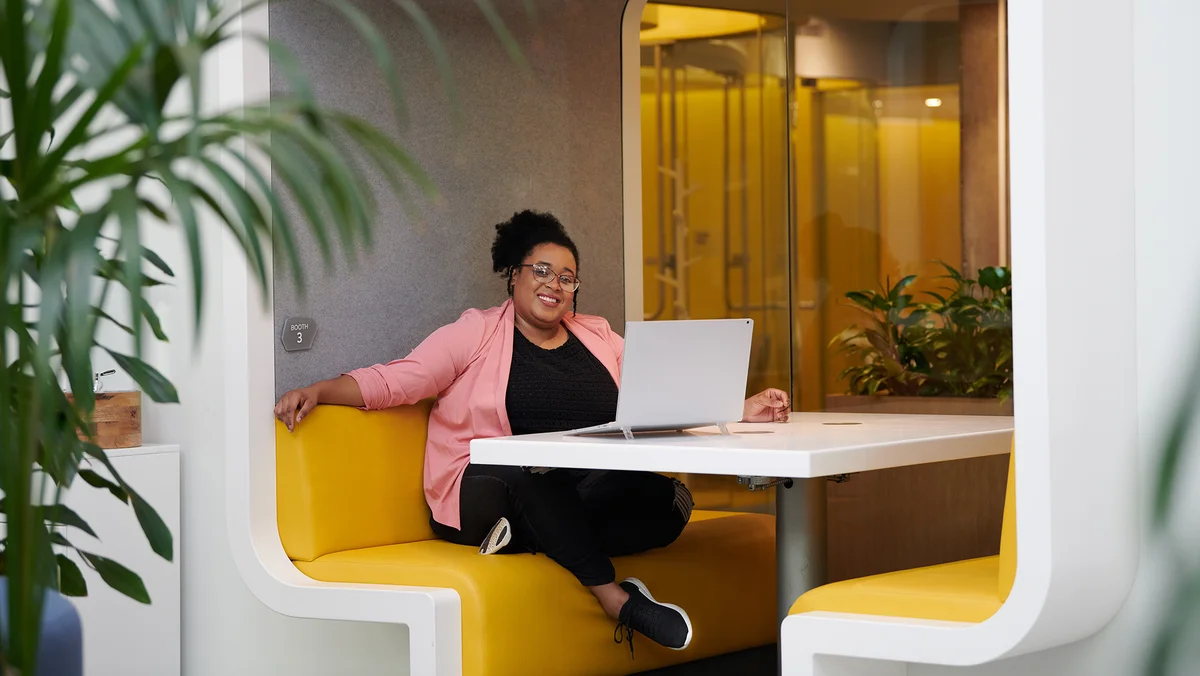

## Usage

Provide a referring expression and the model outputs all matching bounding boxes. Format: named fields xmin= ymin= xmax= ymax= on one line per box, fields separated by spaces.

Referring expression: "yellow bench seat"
xmin=789 ymin=555 xmax=1001 ymax=623
xmin=298 ymin=510 xmax=776 ymax=675
xmin=278 ymin=405 xmax=778 ymax=675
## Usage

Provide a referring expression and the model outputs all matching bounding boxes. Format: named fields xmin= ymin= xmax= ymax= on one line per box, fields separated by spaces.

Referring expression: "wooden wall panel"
xmin=823 ymin=395 xmax=1011 ymax=582
xmin=960 ymin=0 xmax=1007 ymax=272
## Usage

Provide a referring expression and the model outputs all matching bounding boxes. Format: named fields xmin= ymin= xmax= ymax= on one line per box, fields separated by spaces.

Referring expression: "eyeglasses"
xmin=516 ymin=263 xmax=580 ymax=292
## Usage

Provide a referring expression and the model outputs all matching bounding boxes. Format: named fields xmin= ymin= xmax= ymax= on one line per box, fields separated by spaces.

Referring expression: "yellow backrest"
xmin=276 ymin=402 xmax=436 ymax=561
xmin=997 ymin=442 xmax=1017 ymax=601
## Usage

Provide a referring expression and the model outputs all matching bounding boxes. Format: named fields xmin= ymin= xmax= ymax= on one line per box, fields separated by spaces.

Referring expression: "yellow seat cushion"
xmin=298 ymin=510 xmax=777 ymax=676
xmin=788 ymin=555 xmax=1002 ymax=623
xmin=790 ymin=445 xmax=1015 ymax=624
xmin=277 ymin=403 xmax=436 ymax=561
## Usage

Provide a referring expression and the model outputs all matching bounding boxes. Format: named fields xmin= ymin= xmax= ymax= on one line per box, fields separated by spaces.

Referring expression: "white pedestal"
xmin=62 ymin=445 xmax=181 ymax=676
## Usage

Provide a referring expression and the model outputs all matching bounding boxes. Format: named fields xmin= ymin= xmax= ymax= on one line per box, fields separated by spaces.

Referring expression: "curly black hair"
xmin=491 ymin=210 xmax=581 ymax=314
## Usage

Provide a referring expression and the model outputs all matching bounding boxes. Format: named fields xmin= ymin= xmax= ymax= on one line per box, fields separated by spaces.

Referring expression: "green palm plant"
xmin=829 ymin=274 xmax=933 ymax=397
xmin=1148 ymin=342 xmax=1200 ymax=674
xmin=830 ymin=263 xmax=1013 ymax=401
xmin=919 ymin=263 xmax=1013 ymax=400
xmin=0 ymin=0 xmax=522 ymax=671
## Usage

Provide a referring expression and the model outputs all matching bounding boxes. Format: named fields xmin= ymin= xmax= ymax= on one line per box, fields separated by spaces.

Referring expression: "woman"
xmin=275 ymin=210 xmax=790 ymax=653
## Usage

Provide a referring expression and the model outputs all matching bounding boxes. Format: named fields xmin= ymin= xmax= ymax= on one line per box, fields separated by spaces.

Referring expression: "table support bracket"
xmin=738 ymin=474 xmax=851 ymax=491
xmin=737 ymin=476 xmax=794 ymax=491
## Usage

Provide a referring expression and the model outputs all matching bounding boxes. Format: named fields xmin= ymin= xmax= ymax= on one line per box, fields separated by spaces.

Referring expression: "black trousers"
xmin=431 ymin=464 xmax=692 ymax=586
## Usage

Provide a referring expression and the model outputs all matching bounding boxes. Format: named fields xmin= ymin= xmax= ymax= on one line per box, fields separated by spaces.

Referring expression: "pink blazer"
xmin=346 ymin=299 xmax=624 ymax=530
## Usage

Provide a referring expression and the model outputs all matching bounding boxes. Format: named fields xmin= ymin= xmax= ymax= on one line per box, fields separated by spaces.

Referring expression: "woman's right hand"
xmin=275 ymin=386 xmax=320 ymax=432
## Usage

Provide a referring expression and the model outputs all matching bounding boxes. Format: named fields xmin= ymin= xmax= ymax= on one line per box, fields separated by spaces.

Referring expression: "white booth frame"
xmin=220 ymin=0 xmax=1140 ymax=674
xmin=218 ymin=3 xmax=460 ymax=675
xmin=620 ymin=0 xmax=1140 ymax=673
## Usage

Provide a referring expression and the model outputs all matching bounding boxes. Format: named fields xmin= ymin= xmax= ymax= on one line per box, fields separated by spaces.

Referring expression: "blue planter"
xmin=0 ymin=579 xmax=83 ymax=676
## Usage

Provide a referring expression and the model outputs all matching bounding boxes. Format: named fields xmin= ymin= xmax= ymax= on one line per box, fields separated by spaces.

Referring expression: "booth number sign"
xmin=282 ymin=317 xmax=317 ymax=352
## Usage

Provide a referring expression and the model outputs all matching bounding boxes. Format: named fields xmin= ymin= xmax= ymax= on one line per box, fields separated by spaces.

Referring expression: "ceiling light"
xmin=925 ymin=97 xmax=943 ymax=108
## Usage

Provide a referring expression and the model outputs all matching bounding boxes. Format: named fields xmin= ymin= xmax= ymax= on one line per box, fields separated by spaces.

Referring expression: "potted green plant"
xmin=826 ymin=262 xmax=1014 ymax=416
xmin=0 ymin=0 xmax=524 ymax=671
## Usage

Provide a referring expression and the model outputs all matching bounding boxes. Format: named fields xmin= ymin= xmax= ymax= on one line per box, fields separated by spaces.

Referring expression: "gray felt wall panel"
xmin=271 ymin=0 xmax=628 ymax=396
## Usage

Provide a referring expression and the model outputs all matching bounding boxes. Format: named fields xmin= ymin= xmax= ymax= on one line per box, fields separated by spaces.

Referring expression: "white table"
xmin=470 ymin=413 xmax=1014 ymax=623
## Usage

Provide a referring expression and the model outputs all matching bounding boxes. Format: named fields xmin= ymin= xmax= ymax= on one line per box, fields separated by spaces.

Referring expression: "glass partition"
xmin=639 ymin=0 xmax=1010 ymax=416
xmin=638 ymin=2 xmax=790 ymax=512
xmin=639 ymin=3 xmax=791 ymax=399
xmin=789 ymin=2 xmax=1010 ymax=416
xmin=788 ymin=0 xmax=1012 ymax=580
xmin=635 ymin=0 xmax=1013 ymax=575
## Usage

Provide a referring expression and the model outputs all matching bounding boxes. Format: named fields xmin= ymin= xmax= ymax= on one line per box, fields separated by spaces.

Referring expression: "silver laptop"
xmin=566 ymin=318 xmax=754 ymax=439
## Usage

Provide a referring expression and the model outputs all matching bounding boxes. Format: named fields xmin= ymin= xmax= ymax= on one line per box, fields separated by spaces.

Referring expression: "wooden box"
xmin=66 ymin=391 xmax=142 ymax=450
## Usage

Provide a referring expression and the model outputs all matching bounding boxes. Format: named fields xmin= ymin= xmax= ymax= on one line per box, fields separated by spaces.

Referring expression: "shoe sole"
xmin=623 ymin=577 xmax=694 ymax=650
xmin=479 ymin=517 xmax=512 ymax=555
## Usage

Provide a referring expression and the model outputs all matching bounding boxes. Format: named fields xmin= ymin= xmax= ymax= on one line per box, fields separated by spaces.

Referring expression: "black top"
xmin=505 ymin=327 xmax=619 ymax=435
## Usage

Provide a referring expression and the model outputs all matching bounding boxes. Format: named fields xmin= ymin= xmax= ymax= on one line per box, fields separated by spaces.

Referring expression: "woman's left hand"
xmin=742 ymin=388 xmax=791 ymax=423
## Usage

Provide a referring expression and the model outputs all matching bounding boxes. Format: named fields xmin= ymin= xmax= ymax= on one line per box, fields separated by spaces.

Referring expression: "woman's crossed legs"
xmin=431 ymin=465 xmax=695 ymax=650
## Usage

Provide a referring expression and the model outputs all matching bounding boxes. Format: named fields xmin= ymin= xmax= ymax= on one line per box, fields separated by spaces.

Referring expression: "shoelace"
xmin=672 ymin=479 xmax=694 ymax=522
xmin=613 ymin=620 xmax=635 ymax=659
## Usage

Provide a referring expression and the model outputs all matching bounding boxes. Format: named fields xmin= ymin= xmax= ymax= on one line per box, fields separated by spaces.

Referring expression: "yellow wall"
xmin=879 ymin=85 xmax=963 ymax=292
xmin=791 ymin=83 xmax=963 ymax=407
xmin=640 ymin=71 xmax=790 ymax=398
xmin=641 ymin=69 xmax=963 ymax=410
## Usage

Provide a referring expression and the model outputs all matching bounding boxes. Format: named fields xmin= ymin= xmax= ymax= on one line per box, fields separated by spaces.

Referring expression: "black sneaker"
xmin=478 ymin=517 xmax=512 ymax=555
xmin=614 ymin=578 xmax=693 ymax=655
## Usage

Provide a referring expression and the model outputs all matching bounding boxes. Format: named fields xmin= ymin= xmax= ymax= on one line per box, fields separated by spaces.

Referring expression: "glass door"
xmin=637 ymin=2 xmax=791 ymax=512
